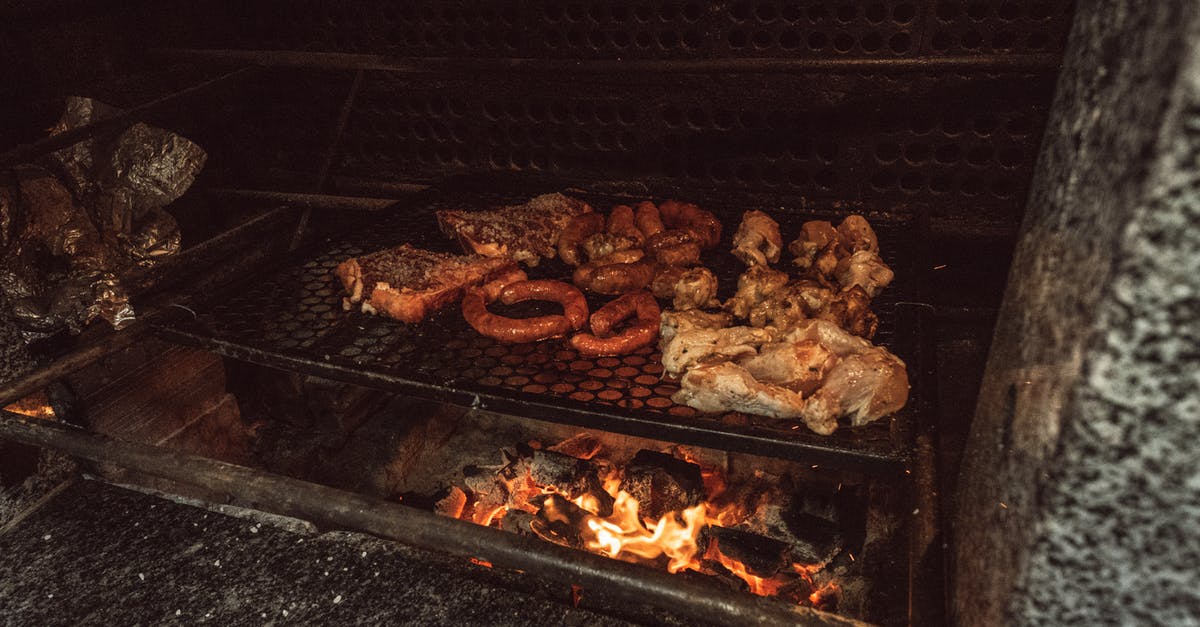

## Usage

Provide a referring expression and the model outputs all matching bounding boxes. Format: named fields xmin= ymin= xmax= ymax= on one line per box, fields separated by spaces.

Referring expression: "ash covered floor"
xmin=0 ymin=479 xmax=692 ymax=626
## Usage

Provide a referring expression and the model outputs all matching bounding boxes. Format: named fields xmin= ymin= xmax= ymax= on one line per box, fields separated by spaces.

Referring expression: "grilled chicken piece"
xmin=672 ymin=319 xmax=909 ymax=435
xmin=730 ymin=272 xmax=878 ymax=339
xmin=801 ymin=348 xmax=909 ymax=434
xmin=436 ymin=193 xmax=591 ymax=267
xmin=737 ymin=339 xmax=837 ymax=396
xmin=724 ymin=266 xmax=789 ymax=319
xmin=836 ymin=214 xmax=879 ymax=253
xmin=789 ymin=220 xmax=839 ymax=271
xmin=660 ymin=324 xmax=775 ymax=377
xmin=790 ymin=215 xmax=880 ymax=280
xmin=673 ymin=361 xmax=806 ymax=419
xmin=732 ymin=210 xmax=783 ymax=267
xmin=834 ymin=250 xmax=894 ymax=298
xmin=671 ymin=267 xmax=720 ymax=310
xmin=659 ymin=309 xmax=733 ymax=345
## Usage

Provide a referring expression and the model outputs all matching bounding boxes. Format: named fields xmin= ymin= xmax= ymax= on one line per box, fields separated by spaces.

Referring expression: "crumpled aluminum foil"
xmin=51 ymin=96 xmax=205 ymax=267
xmin=0 ymin=97 xmax=205 ymax=338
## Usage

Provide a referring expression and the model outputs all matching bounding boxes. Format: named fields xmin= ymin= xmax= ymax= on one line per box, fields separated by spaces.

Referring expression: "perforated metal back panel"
xmin=148 ymin=1 xmax=1074 ymax=235
xmin=178 ymin=1 xmax=1074 ymax=59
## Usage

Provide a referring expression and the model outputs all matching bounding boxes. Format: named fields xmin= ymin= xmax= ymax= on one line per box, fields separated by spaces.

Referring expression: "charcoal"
xmin=500 ymin=509 xmax=538 ymax=537
xmin=781 ymin=512 xmax=842 ymax=566
xmin=529 ymin=450 xmax=614 ymax=516
xmin=433 ymin=486 xmax=468 ymax=519
xmin=463 ymin=471 xmax=508 ymax=523
xmin=618 ymin=450 xmax=704 ymax=521
xmin=706 ymin=526 xmax=790 ymax=578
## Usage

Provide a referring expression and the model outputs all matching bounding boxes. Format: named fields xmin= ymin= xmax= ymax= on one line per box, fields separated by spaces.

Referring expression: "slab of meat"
xmin=436 ymin=193 xmax=592 ymax=266
xmin=335 ymin=243 xmax=523 ymax=324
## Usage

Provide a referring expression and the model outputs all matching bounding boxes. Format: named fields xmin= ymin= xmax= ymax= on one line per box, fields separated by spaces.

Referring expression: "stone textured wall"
xmin=953 ymin=1 xmax=1200 ymax=624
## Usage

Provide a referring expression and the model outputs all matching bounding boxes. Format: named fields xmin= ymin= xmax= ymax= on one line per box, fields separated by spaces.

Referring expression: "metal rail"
xmin=290 ymin=68 xmax=366 ymax=251
xmin=0 ymin=411 xmax=863 ymax=627
xmin=204 ymin=189 xmax=399 ymax=211
xmin=155 ymin=48 xmax=1062 ymax=75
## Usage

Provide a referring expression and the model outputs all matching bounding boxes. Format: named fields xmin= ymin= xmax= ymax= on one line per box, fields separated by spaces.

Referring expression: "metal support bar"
xmin=0 ymin=325 xmax=148 ymax=407
xmin=154 ymin=48 xmax=1062 ymax=75
xmin=0 ymin=411 xmax=862 ymax=627
xmin=205 ymin=189 xmax=398 ymax=211
xmin=291 ymin=68 xmax=366 ymax=251
xmin=0 ymin=67 xmax=256 ymax=168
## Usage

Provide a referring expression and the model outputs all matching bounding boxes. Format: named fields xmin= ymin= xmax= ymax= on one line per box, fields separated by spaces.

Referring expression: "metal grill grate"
xmin=153 ymin=186 xmax=922 ymax=471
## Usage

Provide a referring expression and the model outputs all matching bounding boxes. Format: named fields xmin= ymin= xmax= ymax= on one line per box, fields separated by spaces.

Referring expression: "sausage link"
xmin=606 ymin=204 xmax=645 ymax=247
xmin=462 ymin=287 xmax=572 ymax=344
xmin=589 ymin=291 xmax=661 ymax=337
xmin=634 ymin=201 xmax=665 ymax=239
xmin=651 ymin=242 xmax=701 ymax=266
xmin=498 ymin=279 xmax=589 ymax=329
xmin=581 ymin=258 xmax=657 ymax=296
xmin=570 ymin=291 xmax=661 ymax=356
xmin=557 ymin=213 xmax=606 ymax=266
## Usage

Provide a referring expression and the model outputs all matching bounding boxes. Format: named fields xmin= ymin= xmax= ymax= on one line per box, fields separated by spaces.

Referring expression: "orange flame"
xmin=582 ymin=492 xmax=707 ymax=573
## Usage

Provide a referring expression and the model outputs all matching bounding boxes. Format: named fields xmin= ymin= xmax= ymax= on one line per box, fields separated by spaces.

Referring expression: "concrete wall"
xmin=953 ymin=1 xmax=1200 ymax=624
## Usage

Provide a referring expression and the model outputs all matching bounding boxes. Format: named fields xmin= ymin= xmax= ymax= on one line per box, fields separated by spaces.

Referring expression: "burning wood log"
xmin=706 ymin=526 xmax=791 ymax=578
xmin=463 ymin=471 xmax=509 ymax=525
xmin=529 ymin=449 xmax=615 ymax=516
xmin=433 ymin=486 xmax=467 ymax=519
xmin=617 ymin=450 xmax=704 ymax=522
xmin=546 ymin=432 xmax=603 ymax=459
xmin=500 ymin=509 xmax=538 ymax=537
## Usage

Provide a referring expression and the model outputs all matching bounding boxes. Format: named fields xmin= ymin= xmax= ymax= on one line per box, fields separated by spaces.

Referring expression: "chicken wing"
xmin=732 ymin=210 xmax=783 ymax=267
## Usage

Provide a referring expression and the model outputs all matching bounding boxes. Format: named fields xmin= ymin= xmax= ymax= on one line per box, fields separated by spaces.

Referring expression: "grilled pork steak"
xmin=335 ymin=243 xmax=522 ymax=324
xmin=436 ymin=193 xmax=592 ymax=266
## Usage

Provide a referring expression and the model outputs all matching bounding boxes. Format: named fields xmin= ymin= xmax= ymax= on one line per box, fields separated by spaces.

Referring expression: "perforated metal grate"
xmin=173 ymin=0 xmax=1073 ymax=60
xmin=149 ymin=1 xmax=1072 ymax=235
xmin=154 ymin=187 xmax=921 ymax=470
xmin=328 ymin=72 xmax=1054 ymax=231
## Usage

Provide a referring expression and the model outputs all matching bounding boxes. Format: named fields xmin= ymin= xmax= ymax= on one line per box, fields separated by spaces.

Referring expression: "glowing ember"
xmin=4 ymin=391 xmax=56 ymax=420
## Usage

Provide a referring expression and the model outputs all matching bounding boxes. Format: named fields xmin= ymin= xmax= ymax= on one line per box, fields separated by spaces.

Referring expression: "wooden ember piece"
xmin=546 ymin=433 xmax=604 ymax=459
xmin=463 ymin=471 xmax=508 ymax=523
xmin=499 ymin=509 xmax=539 ymax=537
xmin=781 ymin=511 xmax=843 ymax=566
xmin=695 ymin=560 xmax=751 ymax=593
xmin=529 ymin=449 xmax=614 ymax=516
xmin=530 ymin=494 xmax=592 ymax=549
xmin=707 ymin=526 xmax=791 ymax=578
xmin=433 ymin=486 xmax=468 ymax=519
xmin=618 ymin=450 xmax=704 ymax=522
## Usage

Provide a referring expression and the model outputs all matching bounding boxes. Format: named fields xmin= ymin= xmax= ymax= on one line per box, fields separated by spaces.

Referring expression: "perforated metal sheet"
xmin=144 ymin=1 xmax=1072 ymax=237
xmin=154 ymin=187 xmax=922 ymax=471
xmin=173 ymin=0 xmax=1074 ymax=60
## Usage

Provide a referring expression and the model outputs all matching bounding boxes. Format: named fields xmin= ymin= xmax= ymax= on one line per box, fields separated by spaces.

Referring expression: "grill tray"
xmin=154 ymin=184 xmax=922 ymax=472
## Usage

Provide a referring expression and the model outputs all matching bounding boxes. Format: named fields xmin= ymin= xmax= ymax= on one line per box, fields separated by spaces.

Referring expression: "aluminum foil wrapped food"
xmin=50 ymin=96 xmax=205 ymax=267
xmin=0 ymin=97 xmax=205 ymax=339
